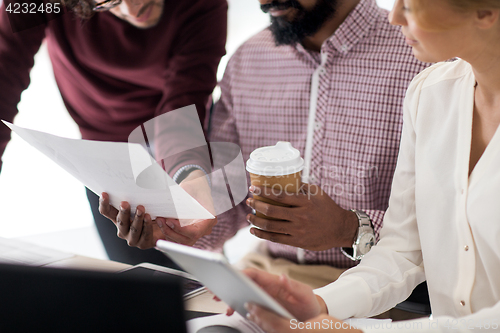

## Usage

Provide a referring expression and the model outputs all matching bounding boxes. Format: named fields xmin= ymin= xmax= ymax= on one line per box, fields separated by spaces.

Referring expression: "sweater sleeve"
xmin=152 ymin=0 xmax=227 ymax=178
xmin=193 ymin=53 xmax=251 ymax=251
xmin=0 ymin=1 xmax=46 ymax=171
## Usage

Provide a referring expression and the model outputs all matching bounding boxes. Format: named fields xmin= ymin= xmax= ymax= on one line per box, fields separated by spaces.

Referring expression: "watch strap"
xmin=340 ymin=210 xmax=375 ymax=261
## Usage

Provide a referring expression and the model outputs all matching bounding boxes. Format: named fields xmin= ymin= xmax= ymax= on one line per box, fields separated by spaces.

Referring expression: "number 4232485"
xmin=6 ymin=2 xmax=61 ymax=14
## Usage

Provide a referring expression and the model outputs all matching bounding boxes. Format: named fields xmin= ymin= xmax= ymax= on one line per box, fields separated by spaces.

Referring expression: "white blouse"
xmin=315 ymin=59 xmax=500 ymax=332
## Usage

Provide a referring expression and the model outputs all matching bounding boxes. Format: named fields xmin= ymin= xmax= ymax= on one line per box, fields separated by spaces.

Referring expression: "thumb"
xmin=278 ymin=274 xmax=304 ymax=299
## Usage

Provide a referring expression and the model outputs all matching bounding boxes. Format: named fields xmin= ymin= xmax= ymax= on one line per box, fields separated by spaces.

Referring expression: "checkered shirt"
xmin=196 ymin=0 xmax=429 ymax=269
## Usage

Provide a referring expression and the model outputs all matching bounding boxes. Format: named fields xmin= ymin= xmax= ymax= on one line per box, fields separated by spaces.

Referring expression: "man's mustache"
xmin=260 ymin=0 xmax=301 ymax=13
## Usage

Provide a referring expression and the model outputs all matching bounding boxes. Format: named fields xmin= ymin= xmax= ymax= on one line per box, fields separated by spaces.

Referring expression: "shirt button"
xmin=464 ymin=245 xmax=469 ymax=251
xmin=310 ymin=175 xmax=317 ymax=183
xmin=460 ymin=300 xmax=466 ymax=307
xmin=314 ymin=121 xmax=322 ymax=131
xmin=319 ymin=68 xmax=326 ymax=75
xmin=341 ymin=44 xmax=349 ymax=52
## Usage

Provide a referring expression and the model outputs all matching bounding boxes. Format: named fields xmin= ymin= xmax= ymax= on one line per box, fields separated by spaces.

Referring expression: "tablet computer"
xmin=156 ymin=240 xmax=295 ymax=319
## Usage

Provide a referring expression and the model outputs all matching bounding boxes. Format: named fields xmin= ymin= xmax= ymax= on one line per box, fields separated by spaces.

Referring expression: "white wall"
xmin=0 ymin=0 xmax=396 ymax=256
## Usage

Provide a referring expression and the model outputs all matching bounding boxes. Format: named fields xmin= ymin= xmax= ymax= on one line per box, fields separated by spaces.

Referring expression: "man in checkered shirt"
xmin=195 ymin=0 xmax=430 ymax=315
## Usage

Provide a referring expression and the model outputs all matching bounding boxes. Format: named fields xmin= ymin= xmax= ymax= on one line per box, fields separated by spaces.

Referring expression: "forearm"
xmin=161 ymin=143 xmax=212 ymax=180
xmin=338 ymin=208 xmax=360 ymax=247
xmin=173 ymin=164 xmax=210 ymax=185
xmin=151 ymin=0 xmax=226 ymax=176
xmin=314 ymin=243 xmax=425 ymax=319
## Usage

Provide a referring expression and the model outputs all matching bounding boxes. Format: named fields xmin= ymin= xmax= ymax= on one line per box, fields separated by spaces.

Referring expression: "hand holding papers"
xmin=3 ymin=105 xmax=248 ymax=249
xmin=2 ymin=121 xmax=214 ymax=225
xmin=100 ymin=169 xmax=218 ymax=247
xmin=157 ymin=169 xmax=218 ymax=246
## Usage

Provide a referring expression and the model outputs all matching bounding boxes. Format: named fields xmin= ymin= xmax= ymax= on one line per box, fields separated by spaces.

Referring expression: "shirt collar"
xmin=293 ymin=0 xmax=381 ymax=58
xmin=326 ymin=0 xmax=380 ymax=54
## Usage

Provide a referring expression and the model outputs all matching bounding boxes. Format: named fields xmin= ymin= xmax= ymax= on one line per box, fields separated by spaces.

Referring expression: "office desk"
xmin=41 ymin=253 xmax=228 ymax=314
xmin=43 ymin=254 xmax=130 ymax=272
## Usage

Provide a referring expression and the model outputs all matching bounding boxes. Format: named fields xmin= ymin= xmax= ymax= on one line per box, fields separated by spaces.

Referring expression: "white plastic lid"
xmin=246 ymin=141 xmax=304 ymax=176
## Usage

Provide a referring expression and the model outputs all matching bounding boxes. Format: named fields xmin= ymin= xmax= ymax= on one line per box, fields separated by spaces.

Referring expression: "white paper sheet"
xmin=0 ymin=237 xmax=74 ymax=266
xmin=187 ymin=313 xmax=264 ymax=333
xmin=187 ymin=314 xmax=392 ymax=333
xmin=2 ymin=121 xmax=214 ymax=221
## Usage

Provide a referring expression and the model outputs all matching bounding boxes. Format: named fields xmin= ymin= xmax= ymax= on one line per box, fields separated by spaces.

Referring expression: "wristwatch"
xmin=340 ymin=210 xmax=375 ymax=261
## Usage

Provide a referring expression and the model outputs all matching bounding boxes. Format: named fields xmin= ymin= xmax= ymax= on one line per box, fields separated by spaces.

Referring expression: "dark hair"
xmin=61 ymin=0 xmax=95 ymax=19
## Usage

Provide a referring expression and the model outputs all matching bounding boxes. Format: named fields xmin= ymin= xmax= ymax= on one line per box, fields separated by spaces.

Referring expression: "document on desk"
xmin=2 ymin=121 xmax=214 ymax=222
xmin=187 ymin=314 xmax=392 ymax=333
xmin=187 ymin=313 xmax=264 ymax=333
xmin=0 ymin=237 xmax=74 ymax=266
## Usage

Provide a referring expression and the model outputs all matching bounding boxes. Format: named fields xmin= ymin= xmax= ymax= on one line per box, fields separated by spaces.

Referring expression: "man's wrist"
xmin=342 ymin=209 xmax=360 ymax=247
xmin=182 ymin=169 xmax=206 ymax=182
xmin=173 ymin=164 xmax=210 ymax=186
xmin=341 ymin=210 xmax=375 ymax=261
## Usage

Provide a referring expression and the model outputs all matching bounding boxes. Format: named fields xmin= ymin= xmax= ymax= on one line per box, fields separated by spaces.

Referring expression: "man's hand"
xmin=155 ymin=169 xmax=217 ymax=246
xmin=227 ymin=268 xmax=325 ymax=321
xmin=245 ymin=184 xmax=359 ymax=251
xmin=99 ymin=193 xmax=166 ymax=249
xmin=99 ymin=169 xmax=218 ymax=248
xmin=246 ymin=306 xmax=362 ymax=333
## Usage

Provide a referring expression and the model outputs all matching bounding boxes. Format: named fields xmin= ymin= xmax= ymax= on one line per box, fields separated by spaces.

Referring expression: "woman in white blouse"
xmin=239 ymin=0 xmax=500 ymax=332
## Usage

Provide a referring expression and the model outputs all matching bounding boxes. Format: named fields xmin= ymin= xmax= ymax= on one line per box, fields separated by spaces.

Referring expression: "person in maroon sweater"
xmin=0 ymin=0 xmax=227 ymax=266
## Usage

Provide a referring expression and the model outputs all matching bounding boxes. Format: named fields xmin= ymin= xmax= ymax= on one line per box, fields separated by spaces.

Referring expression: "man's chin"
xmin=269 ymin=18 xmax=303 ymax=46
xmin=268 ymin=0 xmax=337 ymax=47
xmin=129 ymin=18 xmax=161 ymax=29
xmin=111 ymin=3 xmax=163 ymax=29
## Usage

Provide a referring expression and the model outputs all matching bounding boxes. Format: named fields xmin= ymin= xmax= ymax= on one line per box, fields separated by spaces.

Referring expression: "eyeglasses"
xmin=93 ymin=0 xmax=122 ymax=12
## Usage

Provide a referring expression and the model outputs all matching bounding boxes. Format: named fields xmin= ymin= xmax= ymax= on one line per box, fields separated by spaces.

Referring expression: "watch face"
xmin=358 ymin=233 xmax=375 ymax=255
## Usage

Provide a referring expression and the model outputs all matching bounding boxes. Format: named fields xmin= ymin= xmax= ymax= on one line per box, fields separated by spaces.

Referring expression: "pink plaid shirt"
xmin=198 ymin=0 xmax=428 ymax=268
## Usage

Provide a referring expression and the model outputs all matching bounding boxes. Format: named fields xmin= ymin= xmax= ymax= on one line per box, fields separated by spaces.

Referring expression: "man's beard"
xmin=261 ymin=0 xmax=338 ymax=46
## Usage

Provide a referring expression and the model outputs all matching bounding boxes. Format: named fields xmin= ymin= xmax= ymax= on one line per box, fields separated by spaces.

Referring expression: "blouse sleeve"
xmin=313 ymin=68 xmax=432 ymax=319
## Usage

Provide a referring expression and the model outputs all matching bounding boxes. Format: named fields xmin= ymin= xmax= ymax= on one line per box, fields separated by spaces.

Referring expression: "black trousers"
xmin=86 ymin=188 xmax=180 ymax=269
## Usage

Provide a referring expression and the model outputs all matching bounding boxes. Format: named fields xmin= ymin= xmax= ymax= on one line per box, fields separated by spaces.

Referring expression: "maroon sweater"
xmin=0 ymin=0 xmax=227 ymax=174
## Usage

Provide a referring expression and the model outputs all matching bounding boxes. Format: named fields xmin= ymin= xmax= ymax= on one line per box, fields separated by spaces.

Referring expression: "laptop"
xmin=0 ymin=263 xmax=187 ymax=333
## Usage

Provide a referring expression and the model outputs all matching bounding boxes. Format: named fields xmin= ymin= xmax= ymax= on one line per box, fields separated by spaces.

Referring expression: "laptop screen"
xmin=0 ymin=263 xmax=187 ymax=333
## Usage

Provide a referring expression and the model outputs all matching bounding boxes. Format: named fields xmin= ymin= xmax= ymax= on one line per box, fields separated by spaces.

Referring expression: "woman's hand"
xmin=246 ymin=304 xmax=362 ymax=333
xmin=227 ymin=268 xmax=326 ymax=322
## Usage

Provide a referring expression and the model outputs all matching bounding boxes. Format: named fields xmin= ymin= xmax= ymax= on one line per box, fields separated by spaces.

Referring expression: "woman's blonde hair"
xmin=448 ymin=0 xmax=500 ymax=11
xmin=410 ymin=0 xmax=500 ymax=31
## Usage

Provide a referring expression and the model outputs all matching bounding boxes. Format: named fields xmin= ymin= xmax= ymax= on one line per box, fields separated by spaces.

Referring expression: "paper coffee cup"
xmin=246 ymin=142 xmax=304 ymax=219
